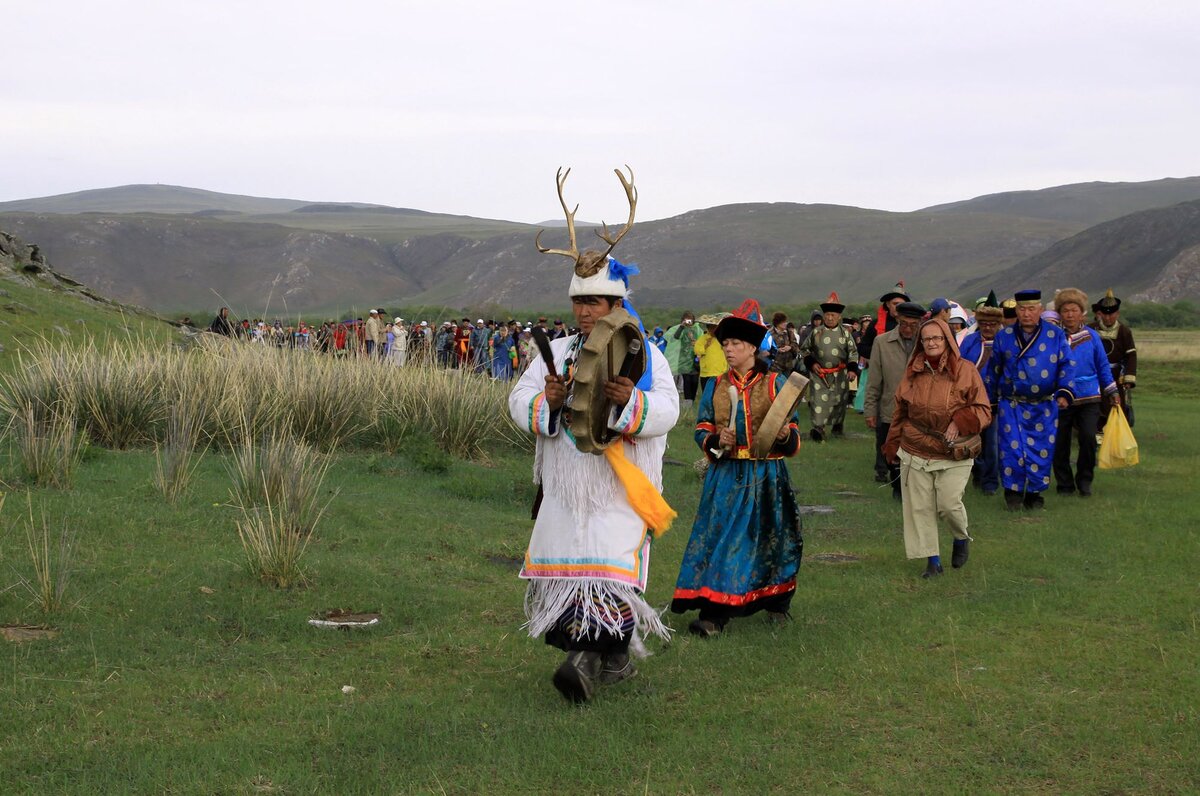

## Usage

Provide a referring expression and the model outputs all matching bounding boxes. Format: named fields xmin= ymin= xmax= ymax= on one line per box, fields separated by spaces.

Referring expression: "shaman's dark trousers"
xmin=1054 ymin=401 xmax=1101 ymax=493
xmin=543 ymin=599 xmax=632 ymax=655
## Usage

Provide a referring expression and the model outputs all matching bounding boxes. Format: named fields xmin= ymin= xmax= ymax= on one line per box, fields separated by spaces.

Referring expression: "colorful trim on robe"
xmin=526 ymin=390 xmax=556 ymax=436
xmin=522 ymin=529 xmax=651 ymax=588
xmin=672 ymin=579 xmax=796 ymax=607
xmin=611 ymin=388 xmax=648 ymax=436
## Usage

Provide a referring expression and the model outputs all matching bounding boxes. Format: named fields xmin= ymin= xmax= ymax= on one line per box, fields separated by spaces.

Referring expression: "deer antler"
xmin=534 ymin=167 xmax=580 ymax=261
xmin=594 ymin=165 xmax=637 ymax=261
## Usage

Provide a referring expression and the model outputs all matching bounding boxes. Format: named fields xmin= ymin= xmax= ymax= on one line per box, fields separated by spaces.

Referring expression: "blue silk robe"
xmin=987 ymin=322 xmax=1076 ymax=494
xmin=671 ymin=370 xmax=803 ymax=617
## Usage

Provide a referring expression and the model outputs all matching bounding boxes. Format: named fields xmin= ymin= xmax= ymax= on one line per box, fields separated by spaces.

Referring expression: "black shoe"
xmin=688 ymin=618 xmax=722 ymax=638
xmin=809 ymin=428 xmax=825 ymax=442
xmin=767 ymin=611 xmax=791 ymax=627
xmin=598 ymin=653 xmax=637 ymax=686
xmin=921 ymin=561 xmax=944 ymax=579
xmin=1004 ymin=490 xmax=1024 ymax=512
xmin=1077 ymin=484 xmax=1092 ymax=497
xmin=982 ymin=489 xmax=996 ymax=497
xmin=552 ymin=651 xmax=601 ymax=703
xmin=1024 ymin=493 xmax=1045 ymax=510
xmin=951 ymin=541 xmax=969 ymax=569
xmin=831 ymin=424 xmax=844 ymax=438
xmin=1056 ymin=487 xmax=1075 ymax=496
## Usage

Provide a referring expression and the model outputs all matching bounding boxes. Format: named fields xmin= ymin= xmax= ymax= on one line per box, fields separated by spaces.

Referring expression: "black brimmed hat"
xmin=819 ymin=291 xmax=845 ymax=314
xmin=715 ymin=315 xmax=768 ymax=345
xmin=879 ymin=281 xmax=910 ymax=303
xmin=1093 ymin=288 xmax=1121 ymax=313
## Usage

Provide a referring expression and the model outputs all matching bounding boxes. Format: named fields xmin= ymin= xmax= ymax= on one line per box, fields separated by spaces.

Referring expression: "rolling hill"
xmin=0 ymin=184 xmax=533 ymax=242
xmin=922 ymin=176 xmax=1200 ymax=226
xmin=0 ymin=202 xmax=1081 ymax=312
xmin=3 ymin=178 xmax=1199 ymax=313
xmin=959 ymin=199 xmax=1200 ymax=304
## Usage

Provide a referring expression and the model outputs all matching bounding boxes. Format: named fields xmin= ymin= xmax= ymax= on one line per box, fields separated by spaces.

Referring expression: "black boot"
xmin=921 ymin=559 xmax=944 ymax=579
xmin=951 ymin=539 xmax=969 ymax=569
xmin=552 ymin=651 xmax=601 ymax=703
xmin=598 ymin=652 xmax=637 ymax=685
xmin=809 ymin=428 xmax=825 ymax=442
xmin=831 ymin=423 xmax=844 ymax=438
xmin=1023 ymin=492 xmax=1045 ymax=510
xmin=1004 ymin=489 xmax=1024 ymax=512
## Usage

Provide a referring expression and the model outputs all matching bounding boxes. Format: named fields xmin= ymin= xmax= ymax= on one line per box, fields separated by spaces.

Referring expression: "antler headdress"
xmin=536 ymin=166 xmax=638 ymax=296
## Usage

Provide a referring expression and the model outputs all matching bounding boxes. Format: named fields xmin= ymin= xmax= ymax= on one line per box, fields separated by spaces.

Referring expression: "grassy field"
xmin=1 ymin=355 xmax=1197 ymax=793
xmin=1135 ymin=329 xmax=1200 ymax=361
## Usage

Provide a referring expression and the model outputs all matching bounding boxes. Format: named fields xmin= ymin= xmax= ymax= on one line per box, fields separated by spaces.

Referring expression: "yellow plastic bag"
xmin=1098 ymin=405 xmax=1139 ymax=469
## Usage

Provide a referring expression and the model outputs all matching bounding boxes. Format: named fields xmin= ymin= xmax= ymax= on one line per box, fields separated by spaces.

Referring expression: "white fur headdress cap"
xmin=567 ymin=257 xmax=629 ymax=298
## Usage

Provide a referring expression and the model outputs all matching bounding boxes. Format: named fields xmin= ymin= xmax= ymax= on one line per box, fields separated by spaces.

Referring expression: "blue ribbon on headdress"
xmin=607 ymin=256 xmax=653 ymax=392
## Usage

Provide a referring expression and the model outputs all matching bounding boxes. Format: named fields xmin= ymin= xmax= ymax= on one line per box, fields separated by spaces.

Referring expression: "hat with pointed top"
xmin=820 ymin=291 xmax=845 ymax=314
xmin=879 ymin=281 xmax=909 ymax=303
xmin=975 ymin=290 xmax=1004 ymax=322
xmin=1093 ymin=287 xmax=1121 ymax=313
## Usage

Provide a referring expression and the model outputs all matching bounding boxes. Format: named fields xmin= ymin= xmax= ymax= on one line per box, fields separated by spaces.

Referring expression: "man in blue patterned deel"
xmin=987 ymin=289 xmax=1076 ymax=511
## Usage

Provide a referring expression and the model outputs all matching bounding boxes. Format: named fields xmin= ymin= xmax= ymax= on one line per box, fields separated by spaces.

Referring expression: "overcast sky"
xmin=4 ymin=1 xmax=1197 ymax=223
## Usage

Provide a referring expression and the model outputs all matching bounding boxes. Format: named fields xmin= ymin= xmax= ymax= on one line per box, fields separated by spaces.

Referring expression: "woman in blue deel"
xmin=671 ymin=312 xmax=803 ymax=638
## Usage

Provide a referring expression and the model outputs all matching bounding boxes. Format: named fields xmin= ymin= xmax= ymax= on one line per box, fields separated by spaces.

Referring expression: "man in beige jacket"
xmin=863 ymin=301 xmax=923 ymax=499
xmin=365 ymin=309 xmax=384 ymax=358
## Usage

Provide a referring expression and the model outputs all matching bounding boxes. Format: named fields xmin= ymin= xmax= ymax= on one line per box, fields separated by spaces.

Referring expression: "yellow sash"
xmin=603 ymin=443 xmax=676 ymax=537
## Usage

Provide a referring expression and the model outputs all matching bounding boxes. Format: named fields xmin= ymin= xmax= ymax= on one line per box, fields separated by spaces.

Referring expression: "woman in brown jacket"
xmin=882 ymin=317 xmax=992 ymax=578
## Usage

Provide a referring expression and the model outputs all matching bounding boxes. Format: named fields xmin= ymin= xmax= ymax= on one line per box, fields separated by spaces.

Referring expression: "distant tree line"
xmin=1119 ymin=301 xmax=1200 ymax=329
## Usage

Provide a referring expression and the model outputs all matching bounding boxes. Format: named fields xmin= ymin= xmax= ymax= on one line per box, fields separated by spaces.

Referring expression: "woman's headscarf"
xmin=907 ymin=317 xmax=963 ymax=375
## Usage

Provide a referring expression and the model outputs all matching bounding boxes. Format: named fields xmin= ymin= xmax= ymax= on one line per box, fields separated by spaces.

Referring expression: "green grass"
xmin=0 ymin=362 xmax=1196 ymax=794
xmin=0 ymin=275 xmax=176 ymax=371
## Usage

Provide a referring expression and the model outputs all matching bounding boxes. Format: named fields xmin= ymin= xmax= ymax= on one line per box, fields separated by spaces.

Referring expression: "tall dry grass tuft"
xmin=17 ymin=496 xmax=81 ymax=614
xmin=77 ymin=345 xmax=166 ymax=448
xmin=8 ymin=402 xmax=87 ymax=488
xmin=153 ymin=397 xmax=208 ymax=503
xmin=286 ymin=355 xmax=369 ymax=450
xmin=236 ymin=498 xmax=312 ymax=589
xmin=229 ymin=428 xmax=332 ymax=588
xmin=1 ymin=339 xmax=522 ymax=461
xmin=229 ymin=428 xmax=333 ymax=538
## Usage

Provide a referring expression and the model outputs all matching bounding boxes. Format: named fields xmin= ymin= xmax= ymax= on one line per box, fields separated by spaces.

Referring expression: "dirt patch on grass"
xmin=809 ymin=552 xmax=864 ymax=564
xmin=485 ymin=553 xmax=523 ymax=570
xmin=1 ymin=624 xmax=59 ymax=642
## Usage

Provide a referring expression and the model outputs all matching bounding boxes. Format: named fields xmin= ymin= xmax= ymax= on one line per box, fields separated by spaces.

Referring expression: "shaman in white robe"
xmin=508 ymin=333 xmax=679 ymax=643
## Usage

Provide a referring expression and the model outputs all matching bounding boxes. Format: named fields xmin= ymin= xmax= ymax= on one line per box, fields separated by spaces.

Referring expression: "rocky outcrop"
xmin=1132 ymin=244 xmax=1200 ymax=303
xmin=0 ymin=229 xmax=166 ymax=318
xmin=960 ymin=200 xmax=1200 ymax=303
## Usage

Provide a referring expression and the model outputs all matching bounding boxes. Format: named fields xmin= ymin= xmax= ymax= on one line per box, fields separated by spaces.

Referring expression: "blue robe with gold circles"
xmin=987 ymin=322 xmax=1076 ymax=493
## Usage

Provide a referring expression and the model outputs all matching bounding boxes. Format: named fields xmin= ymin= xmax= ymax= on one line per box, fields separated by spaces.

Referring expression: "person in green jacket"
xmin=665 ymin=311 xmax=701 ymax=404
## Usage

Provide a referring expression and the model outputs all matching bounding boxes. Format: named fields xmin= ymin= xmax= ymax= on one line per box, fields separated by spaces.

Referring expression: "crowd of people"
xmin=197 ymin=250 xmax=1138 ymax=705
xmin=507 ymin=262 xmax=1139 ymax=702
xmin=198 ymin=306 xmax=581 ymax=376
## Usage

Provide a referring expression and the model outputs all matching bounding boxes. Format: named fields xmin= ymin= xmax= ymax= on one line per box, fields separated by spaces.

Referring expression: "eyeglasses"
xmin=921 ymin=335 xmax=945 ymax=343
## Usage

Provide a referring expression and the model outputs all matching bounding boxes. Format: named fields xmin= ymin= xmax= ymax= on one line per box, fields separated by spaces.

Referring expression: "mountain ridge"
xmin=2 ymin=177 xmax=1199 ymax=312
